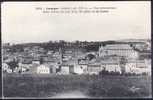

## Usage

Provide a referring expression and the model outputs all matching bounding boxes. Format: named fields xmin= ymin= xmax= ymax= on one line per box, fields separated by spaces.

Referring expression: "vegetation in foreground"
xmin=3 ymin=74 xmax=152 ymax=98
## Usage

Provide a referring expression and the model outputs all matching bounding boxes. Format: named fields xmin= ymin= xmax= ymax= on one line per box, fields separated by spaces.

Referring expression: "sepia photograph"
xmin=1 ymin=1 xmax=152 ymax=99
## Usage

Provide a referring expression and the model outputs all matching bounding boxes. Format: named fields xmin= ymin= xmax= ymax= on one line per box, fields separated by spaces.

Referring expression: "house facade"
xmin=125 ymin=60 xmax=151 ymax=75
xmin=60 ymin=65 xmax=70 ymax=74
xmin=18 ymin=63 xmax=30 ymax=73
xmin=87 ymin=64 xmax=102 ymax=75
xmin=73 ymin=64 xmax=87 ymax=75
xmin=103 ymin=63 xmax=121 ymax=74
xmin=37 ymin=64 xmax=50 ymax=74
xmin=2 ymin=63 xmax=12 ymax=73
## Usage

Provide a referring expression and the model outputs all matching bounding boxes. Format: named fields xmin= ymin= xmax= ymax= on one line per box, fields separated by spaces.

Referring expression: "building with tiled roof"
xmin=99 ymin=44 xmax=138 ymax=59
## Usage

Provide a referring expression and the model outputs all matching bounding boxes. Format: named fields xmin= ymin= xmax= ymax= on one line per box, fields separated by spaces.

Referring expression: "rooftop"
xmin=100 ymin=44 xmax=134 ymax=50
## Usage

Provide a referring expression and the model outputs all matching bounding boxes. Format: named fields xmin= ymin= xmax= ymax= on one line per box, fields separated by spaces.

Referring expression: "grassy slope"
xmin=2 ymin=74 xmax=152 ymax=98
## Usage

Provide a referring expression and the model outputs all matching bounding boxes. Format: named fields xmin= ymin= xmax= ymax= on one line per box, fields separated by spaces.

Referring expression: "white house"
xmin=125 ymin=62 xmax=137 ymax=73
xmin=100 ymin=59 xmax=121 ymax=74
xmin=37 ymin=64 xmax=50 ymax=74
xmin=60 ymin=65 xmax=70 ymax=74
xmin=18 ymin=63 xmax=30 ymax=72
xmin=73 ymin=64 xmax=87 ymax=75
xmin=125 ymin=60 xmax=151 ymax=75
xmin=14 ymin=67 xmax=20 ymax=73
xmin=87 ymin=64 xmax=102 ymax=75
xmin=2 ymin=63 xmax=12 ymax=73
xmin=2 ymin=63 xmax=9 ymax=71
xmin=105 ymin=63 xmax=121 ymax=74
xmin=80 ymin=64 xmax=88 ymax=74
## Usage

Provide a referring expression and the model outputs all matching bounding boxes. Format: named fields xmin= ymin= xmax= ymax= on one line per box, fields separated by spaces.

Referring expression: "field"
xmin=2 ymin=73 xmax=152 ymax=98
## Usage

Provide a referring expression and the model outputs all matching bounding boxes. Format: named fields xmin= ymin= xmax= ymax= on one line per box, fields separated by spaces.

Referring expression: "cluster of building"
xmin=2 ymin=41 xmax=151 ymax=75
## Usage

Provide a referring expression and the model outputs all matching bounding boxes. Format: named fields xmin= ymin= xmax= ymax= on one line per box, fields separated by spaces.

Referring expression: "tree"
xmin=7 ymin=59 xmax=19 ymax=72
xmin=40 ymin=57 xmax=44 ymax=64
xmin=99 ymin=69 xmax=109 ymax=75
xmin=86 ymin=54 xmax=96 ymax=60
xmin=75 ymin=40 xmax=80 ymax=46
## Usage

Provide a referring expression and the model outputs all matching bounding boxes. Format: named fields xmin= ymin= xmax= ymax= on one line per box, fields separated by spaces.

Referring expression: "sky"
xmin=1 ymin=1 xmax=151 ymax=44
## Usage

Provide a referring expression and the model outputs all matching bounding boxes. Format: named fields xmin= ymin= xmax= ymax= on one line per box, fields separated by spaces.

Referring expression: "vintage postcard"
xmin=1 ymin=1 xmax=151 ymax=99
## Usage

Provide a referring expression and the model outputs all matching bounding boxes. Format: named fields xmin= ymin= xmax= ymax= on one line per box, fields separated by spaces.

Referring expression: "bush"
xmin=99 ymin=70 xmax=120 ymax=76
xmin=3 ymin=74 xmax=151 ymax=98
xmin=107 ymin=86 xmax=131 ymax=97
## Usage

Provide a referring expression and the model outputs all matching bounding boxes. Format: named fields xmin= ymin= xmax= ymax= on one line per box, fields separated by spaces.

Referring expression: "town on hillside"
xmin=2 ymin=39 xmax=151 ymax=75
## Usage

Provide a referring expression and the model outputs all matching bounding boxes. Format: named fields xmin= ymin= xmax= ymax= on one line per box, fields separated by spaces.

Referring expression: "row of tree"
xmin=4 ymin=40 xmax=120 ymax=53
xmin=99 ymin=70 xmax=148 ymax=76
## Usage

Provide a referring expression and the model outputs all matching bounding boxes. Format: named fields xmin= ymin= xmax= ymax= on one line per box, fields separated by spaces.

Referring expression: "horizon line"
xmin=2 ymin=38 xmax=151 ymax=45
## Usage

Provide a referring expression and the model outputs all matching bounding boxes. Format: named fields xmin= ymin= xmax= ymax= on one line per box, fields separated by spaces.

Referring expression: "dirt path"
xmin=50 ymin=90 xmax=89 ymax=98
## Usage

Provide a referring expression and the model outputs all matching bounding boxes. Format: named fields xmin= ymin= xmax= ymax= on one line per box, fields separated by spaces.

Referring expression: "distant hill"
xmin=4 ymin=39 xmax=150 ymax=53
xmin=116 ymin=39 xmax=150 ymax=43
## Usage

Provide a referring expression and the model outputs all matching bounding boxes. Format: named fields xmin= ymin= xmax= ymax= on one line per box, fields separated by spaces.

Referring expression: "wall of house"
xmin=73 ymin=65 xmax=85 ymax=75
xmin=2 ymin=63 xmax=12 ymax=73
xmin=87 ymin=65 xmax=102 ymax=74
xmin=105 ymin=64 xmax=121 ymax=73
xmin=125 ymin=63 xmax=136 ymax=73
xmin=125 ymin=62 xmax=150 ymax=74
xmin=37 ymin=65 xmax=50 ymax=74
xmin=60 ymin=65 xmax=69 ymax=74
